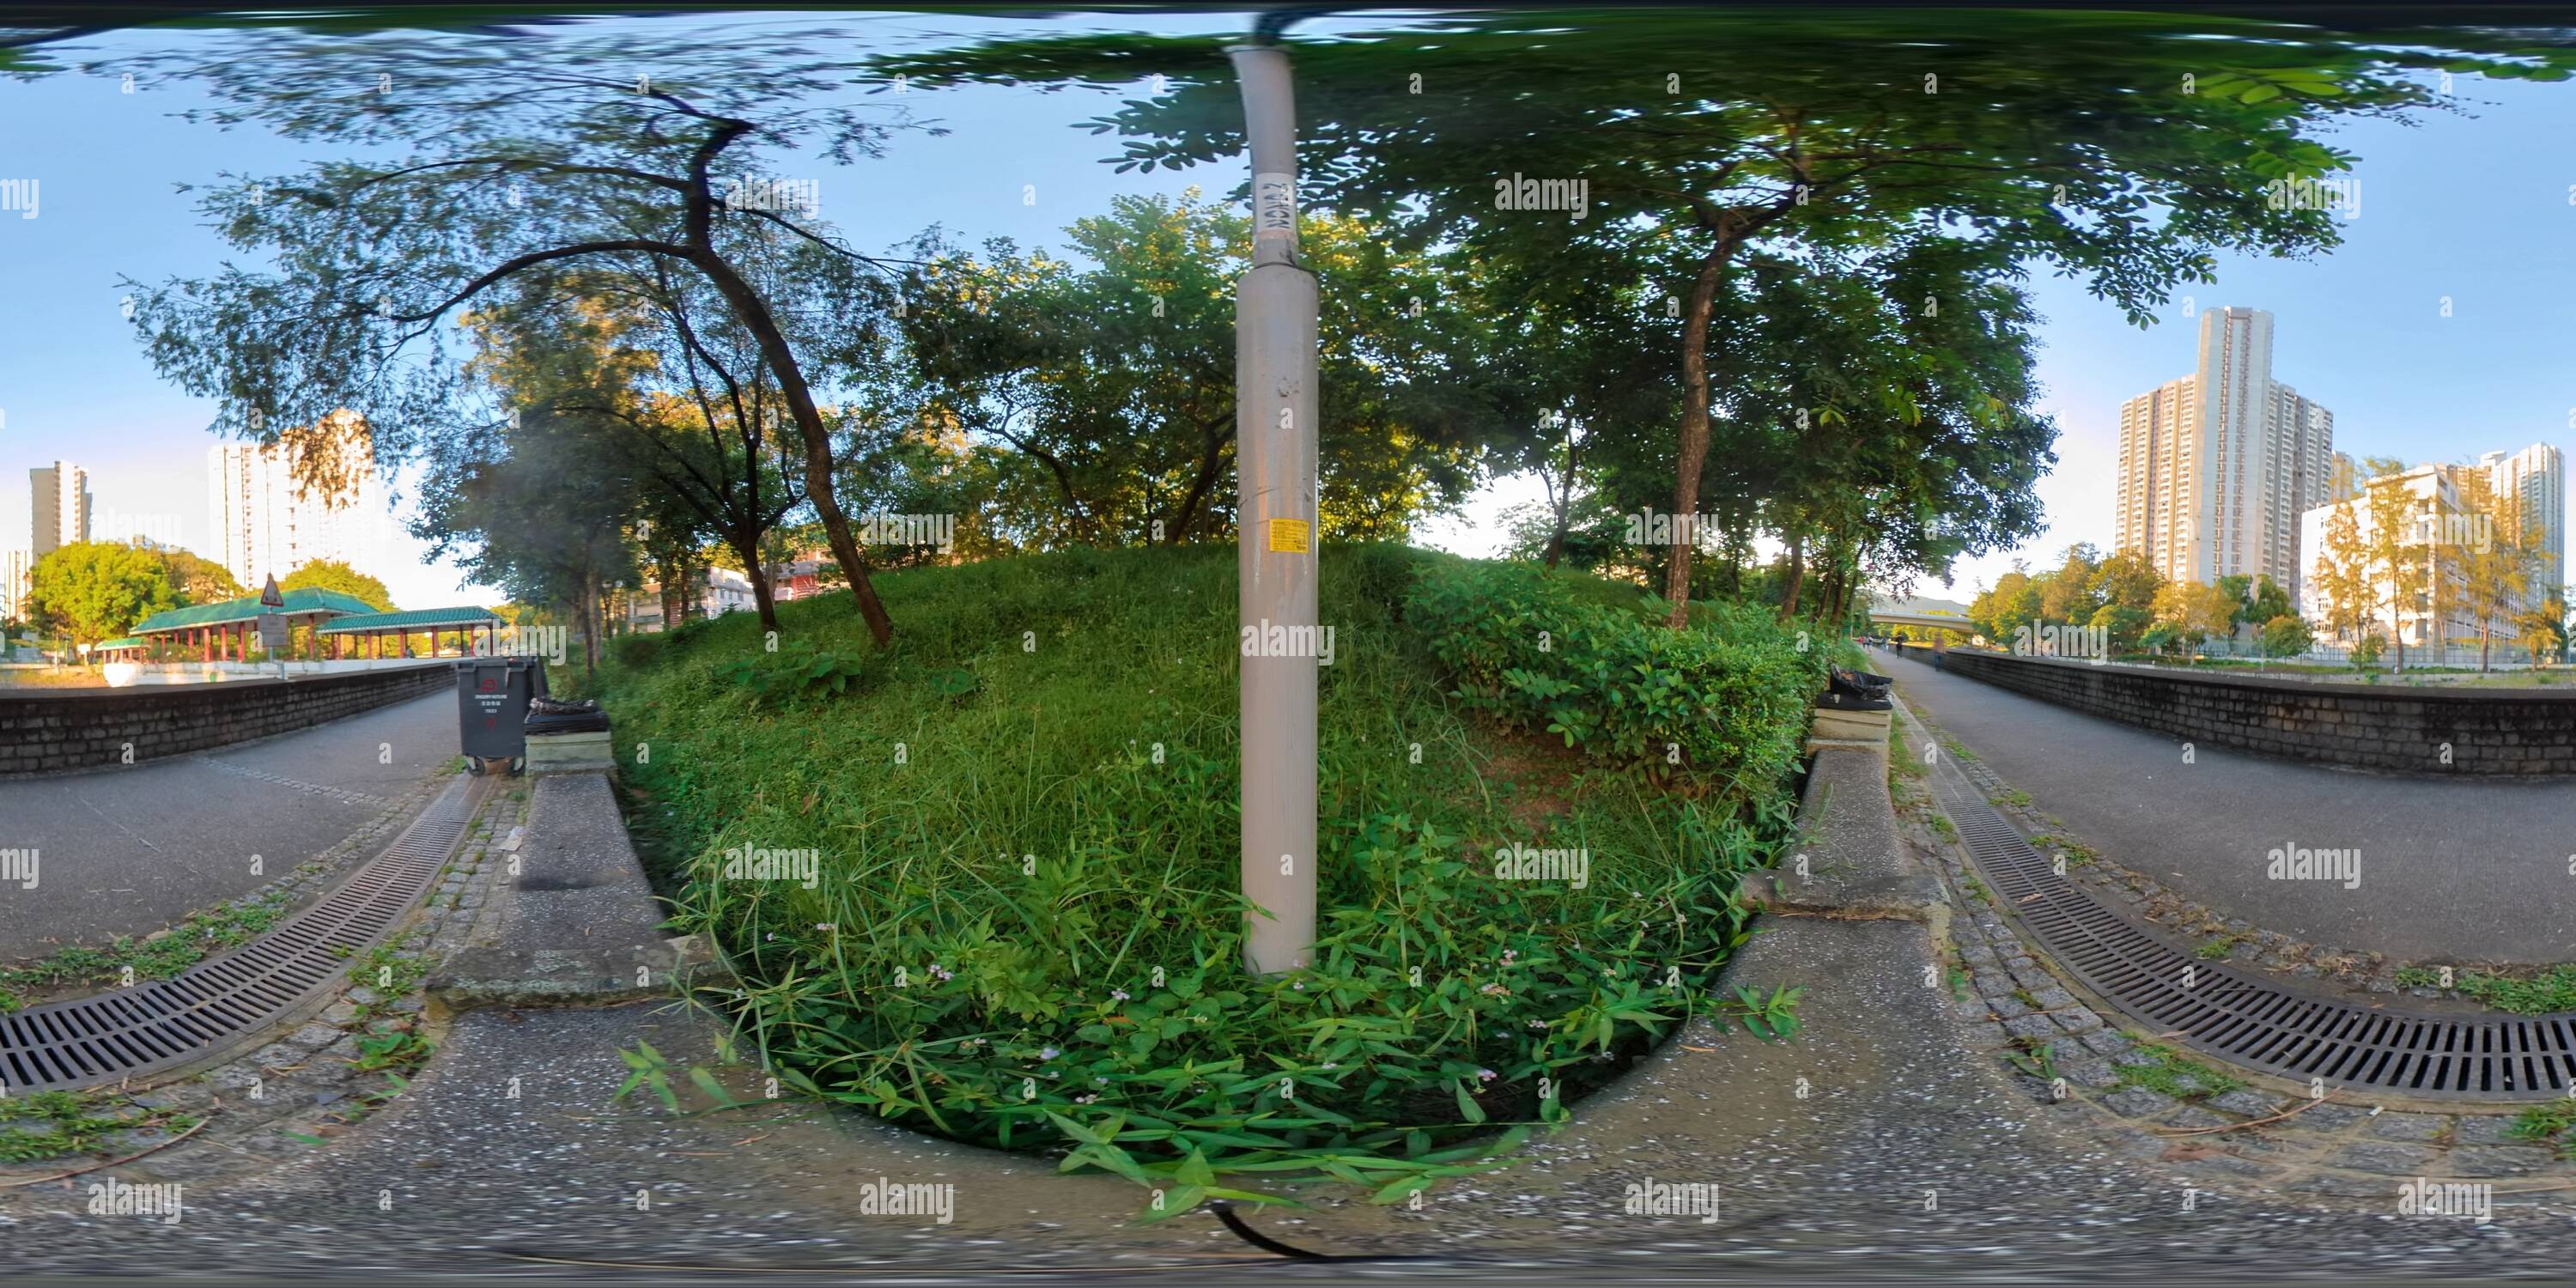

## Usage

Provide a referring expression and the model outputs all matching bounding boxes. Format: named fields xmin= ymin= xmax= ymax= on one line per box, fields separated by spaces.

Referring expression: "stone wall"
xmin=0 ymin=664 xmax=453 ymax=776
xmin=1935 ymin=648 xmax=2576 ymax=775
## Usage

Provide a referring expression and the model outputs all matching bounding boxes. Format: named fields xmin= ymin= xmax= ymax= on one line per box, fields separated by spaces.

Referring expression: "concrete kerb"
xmin=1753 ymin=727 xmax=1951 ymax=933
xmin=426 ymin=770 xmax=716 ymax=1009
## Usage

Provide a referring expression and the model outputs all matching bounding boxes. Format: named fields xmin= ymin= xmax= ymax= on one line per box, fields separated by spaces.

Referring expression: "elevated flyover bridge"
xmin=1865 ymin=608 xmax=1978 ymax=637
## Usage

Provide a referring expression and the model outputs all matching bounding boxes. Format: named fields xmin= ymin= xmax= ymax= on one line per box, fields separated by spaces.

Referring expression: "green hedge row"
xmin=1405 ymin=560 xmax=1826 ymax=798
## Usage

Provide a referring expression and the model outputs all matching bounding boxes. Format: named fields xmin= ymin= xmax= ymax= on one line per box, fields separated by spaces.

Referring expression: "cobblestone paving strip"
xmin=0 ymin=781 xmax=528 ymax=1188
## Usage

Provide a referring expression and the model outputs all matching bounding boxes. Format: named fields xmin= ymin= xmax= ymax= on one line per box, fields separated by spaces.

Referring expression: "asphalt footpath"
xmin=0 ymin=690 xmax=461 ymax=963
xmin=1873 ymin=646 xmax=2576 ymax=964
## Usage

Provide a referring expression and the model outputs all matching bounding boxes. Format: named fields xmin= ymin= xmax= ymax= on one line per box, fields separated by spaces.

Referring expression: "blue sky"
xmin=2 ymin=11 xmax=2571 ymax=608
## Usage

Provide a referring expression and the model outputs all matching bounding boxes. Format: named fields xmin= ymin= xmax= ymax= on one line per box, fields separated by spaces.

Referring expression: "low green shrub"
xmin=718 ymin=642 xmax=879 ymax=709
xmin=611 ymin=632 xmax=664 ymax=670
xmin=1404 ymin=560 xmax=1825 ymax=799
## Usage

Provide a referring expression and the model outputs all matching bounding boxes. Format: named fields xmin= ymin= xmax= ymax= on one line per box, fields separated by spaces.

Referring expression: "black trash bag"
xmin=1818 ymin=665 xmax=1893 ymax=712
xmin=1829 ymin=666 xmax=1892 ymax=701
xmin=525 ymin=695 xmax=611 ymax=735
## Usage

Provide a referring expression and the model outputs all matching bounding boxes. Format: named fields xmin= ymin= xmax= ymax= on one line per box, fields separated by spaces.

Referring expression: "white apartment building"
xmin=2298 ymin=465 xmax=2497 ymax=648
xmin=624 ymin=566 xmax=758 ymax=630
xmin=2 ymin=547 xmax=32 ymax=621
xmin=2115 ymin=307 xmax=2336 ymax=599
xmin=207 ymin=412 xmax=395 ymax=591
xmin=2481 ymin=442 xmax=2566 ymax=605
xmin=29 ymin=460 xmax=91 ymax=556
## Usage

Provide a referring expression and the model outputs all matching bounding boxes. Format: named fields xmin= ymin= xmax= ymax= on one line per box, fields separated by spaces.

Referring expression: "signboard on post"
xmin=257 ymin=576 xmax=291 ymax=675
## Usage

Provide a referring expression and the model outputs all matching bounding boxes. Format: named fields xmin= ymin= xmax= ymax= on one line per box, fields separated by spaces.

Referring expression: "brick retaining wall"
xmin=1935 ymin=648 xmax=2576 ymax=775
xmin=1 ymin=665 xmax=453 ymax=775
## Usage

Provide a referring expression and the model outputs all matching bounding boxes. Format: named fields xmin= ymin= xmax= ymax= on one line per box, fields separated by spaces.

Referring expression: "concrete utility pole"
xmin=1230 ymin=39 xmax=1320 ymax=976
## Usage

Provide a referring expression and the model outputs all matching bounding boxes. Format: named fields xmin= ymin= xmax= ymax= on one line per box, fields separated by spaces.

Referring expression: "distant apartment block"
xmin=29 ymin=460 xmax=91 ymax=556
xmin=2298 ymin=460 xmax=2550 ymax=651
xmin=2482 ymin=442 xmax=2566 ymax=604
xmin=2115 ymin=307 xmax=2335 ymax=598
xmin=624 ymin=566 xmax=759 ymax=630
xmin=2 ymin=547 xmax=32 ymax=621
xmin=207 ymin=411 xmax=394 ymax=590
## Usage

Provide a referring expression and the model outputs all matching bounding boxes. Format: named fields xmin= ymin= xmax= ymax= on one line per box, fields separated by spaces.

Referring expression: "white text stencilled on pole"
xmin=1255 ymin=172 xmax=1296 ymax=238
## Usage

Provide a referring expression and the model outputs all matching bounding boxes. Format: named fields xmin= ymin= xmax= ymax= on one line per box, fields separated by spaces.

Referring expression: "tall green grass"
xmin=593 ymin=544 xmax=1809 ymax=1218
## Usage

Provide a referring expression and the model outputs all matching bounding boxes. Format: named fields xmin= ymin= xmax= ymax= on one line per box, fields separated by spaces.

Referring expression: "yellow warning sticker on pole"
xmin=1267 ymin=518 xmax=1310 ymax=554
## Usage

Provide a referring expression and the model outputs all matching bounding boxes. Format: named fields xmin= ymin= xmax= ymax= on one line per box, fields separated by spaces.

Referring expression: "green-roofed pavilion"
xmin=319 ymin=606 xmax=506 ymax=660
xmin=115 ymin=586 xmax=381 ymax=663
xmin=106 ymin=588 xmax=508 ymax=665
xmin=130 ymin=586 xmax=379 ymax=634
xmin=319 ymin=607 xmax=503 ymax=635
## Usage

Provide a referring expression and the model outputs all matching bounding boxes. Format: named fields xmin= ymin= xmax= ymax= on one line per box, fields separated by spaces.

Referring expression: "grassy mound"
xmin=590 ymin=544 xmax=1820 ymax=1218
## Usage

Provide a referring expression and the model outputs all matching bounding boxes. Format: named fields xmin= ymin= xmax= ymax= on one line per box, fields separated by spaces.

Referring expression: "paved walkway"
xmin=9 ymin=752 xmax=2574 ymax=1276
xmin=0 ymin=691 xmax=459 ymax=963
xmin=9 ymin=878 xmax=2573 ymax=1276
xmin=1874 ymin=646 xmax=2576 ymax=964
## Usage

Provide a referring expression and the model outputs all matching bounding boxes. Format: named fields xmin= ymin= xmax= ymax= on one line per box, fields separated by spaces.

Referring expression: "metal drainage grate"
xmin=1930 ymin=756 xmax=2576 ymax=1102
xmin=0 ymin=777 xmax=475 ymax=1093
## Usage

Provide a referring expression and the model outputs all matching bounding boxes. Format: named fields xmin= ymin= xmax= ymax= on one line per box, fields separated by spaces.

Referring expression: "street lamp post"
xmin=1230 ymin=40 xmax=1320 ymax=976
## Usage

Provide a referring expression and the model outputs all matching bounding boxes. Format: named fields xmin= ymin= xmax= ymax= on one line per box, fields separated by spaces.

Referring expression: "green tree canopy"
xmin=112 ymin=26 xmax=927 ymax=643
xmin=895 ymin=189 xmax=1510 ymax=548
xmin=887 ymin=9 xmax=2574 ymax=623
xmin=281 ymin=558 xmax=395 ymax=612
xmin=159 ymin=547 xmax=246 ymax=606
xmin=30 ymin=542 xmax=179 ymax=648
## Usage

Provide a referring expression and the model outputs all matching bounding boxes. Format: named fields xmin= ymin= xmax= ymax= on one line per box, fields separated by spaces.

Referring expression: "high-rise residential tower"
xmin=2114 ymin=307 xmax=2336 ymax=598
xmin=29 ymin=460 xmax=92 ymax=556
xmin=2482 ymin=442 xmax=2567 ymax=605
xmin=207 ymin=411 xmax=394 ymax=590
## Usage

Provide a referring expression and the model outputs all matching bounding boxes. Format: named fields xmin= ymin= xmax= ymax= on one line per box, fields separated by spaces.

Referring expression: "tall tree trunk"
xmin=1541 ymin=419 xmax=1580 ymax=569
xmin=1661 ymin=240 xmax=1736 ymax=627
xmin=734 ymin=531 xmax=781 ymax=635
xmin=581 ymin=569 xmax=603 ymax=674
xmin=1167 ymin=434 xmax=1229 ymax=544
xmin=691 ymin=249 xmax=894 ymax=645
xmin=1778 ymin=533 xmax=1806 ymax=623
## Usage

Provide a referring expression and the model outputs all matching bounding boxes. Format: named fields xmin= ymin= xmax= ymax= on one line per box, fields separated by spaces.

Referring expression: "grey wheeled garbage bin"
xmin=454 ymin=657 xmax=539 ymax=775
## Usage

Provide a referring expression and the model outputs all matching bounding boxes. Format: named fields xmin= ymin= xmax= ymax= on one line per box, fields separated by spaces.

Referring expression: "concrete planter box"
xmin=526 ymin=729 xmax=615 ymax=775
xmin=1807 ymin=702 xmax=1893 ymax=755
